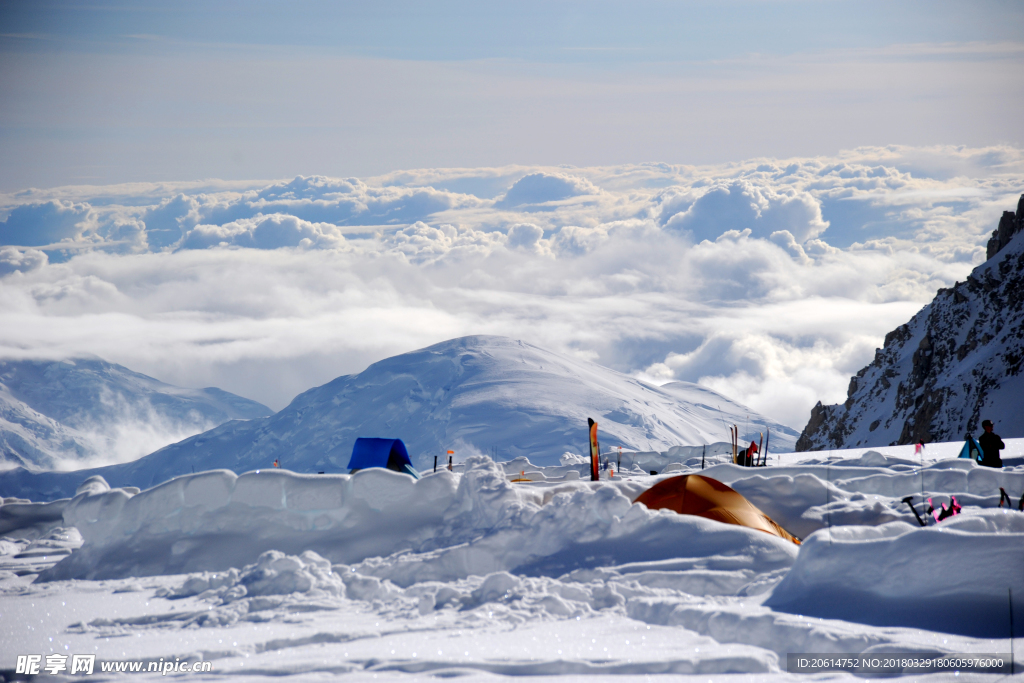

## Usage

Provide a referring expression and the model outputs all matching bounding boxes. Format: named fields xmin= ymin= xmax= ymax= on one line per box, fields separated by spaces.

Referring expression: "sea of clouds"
xmin=1 ymin=144 xmax=1021 ymax=430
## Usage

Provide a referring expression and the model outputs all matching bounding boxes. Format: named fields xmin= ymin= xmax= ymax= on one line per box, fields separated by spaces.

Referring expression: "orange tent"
xmin=634 ymin=474 xmax=800 ymax=545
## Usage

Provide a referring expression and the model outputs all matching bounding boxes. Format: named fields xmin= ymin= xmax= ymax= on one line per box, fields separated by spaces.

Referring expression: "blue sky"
xmin=4 ymin=1 xmax=1020 ymax=60
xmin=1 ymin=1 xmax=1021 ymax=189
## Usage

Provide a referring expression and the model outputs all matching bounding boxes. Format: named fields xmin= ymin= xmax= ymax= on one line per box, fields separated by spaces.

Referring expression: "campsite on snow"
xmin=4 ymin=1 xmax=1024 ymax=677
xmin=2 ymin=207 xmax=1024 ymax=679
xmin=1 ymin=196 xmax=1024 ymax=678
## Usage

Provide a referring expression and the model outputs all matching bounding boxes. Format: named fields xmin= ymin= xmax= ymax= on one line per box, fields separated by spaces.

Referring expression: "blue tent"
xmin=348 ymin=438 xmax=419 ymax=478
xmin=958 ymin=435 xmax=983 ymax=463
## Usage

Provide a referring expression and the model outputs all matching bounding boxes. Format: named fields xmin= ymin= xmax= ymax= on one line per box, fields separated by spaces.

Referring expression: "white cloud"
xmin=384 ymin=222 xmax=507 ymax=265
xmin=496 ymin=172 xmax=601 ymax=208
xmin=664 ymin=180 xmax=829 ymax=244
xmin=181 ymin=214 xmax=347 ymax=251
xmin=223 ymin=175 xmax=481 ymax=227
xmin=0 ymin=149 xmax=1021 ymax=430
xmin=768 ymin=230 xmax=811 ymax=264
xmin=142 ymin=194 xmax=202 ymax=250
xmin=0 ymin=246 xmax=48 ymax=276
xmin=550 ymin=224 xmax=611 ymax=257
xmin=639 ymin=326 xmax=897 ymax=432
xmin=506 ymin=223 xmax=548 ymax=255
xmin=101 ymin=218 xmax=149 ymax=254
xmin=0 ymin=200 xmax=94 ymax=247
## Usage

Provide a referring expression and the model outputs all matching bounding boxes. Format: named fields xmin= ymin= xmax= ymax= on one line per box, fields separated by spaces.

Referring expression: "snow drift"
xmin=41 ymin=467 xmax=458 ymax=580
xmin=766 ymin=512 xmax=1024 ymax=637
xmin=24 ymin=441 xmax=1024 ymax=642
xmin=2 ymin=441 xmax=1022 ymax=683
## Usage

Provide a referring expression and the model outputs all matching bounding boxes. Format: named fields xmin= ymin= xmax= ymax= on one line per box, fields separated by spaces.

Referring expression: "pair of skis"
xmin=905 ymin=488 xmax=1022 ymax=527
xmin=902 ymin=495 xmax=962 ymax=526
xmin=432 ymin=450 xmax=455 ymax=473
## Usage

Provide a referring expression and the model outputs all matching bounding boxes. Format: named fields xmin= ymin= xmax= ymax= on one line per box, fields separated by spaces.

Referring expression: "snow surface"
xmin=0 ymin=358 xmax=271 ymax=472
xmin=0 ymin=336 xmax=797 ymax=500
xmin=1 ymin=440 xmax=1022 ymax=680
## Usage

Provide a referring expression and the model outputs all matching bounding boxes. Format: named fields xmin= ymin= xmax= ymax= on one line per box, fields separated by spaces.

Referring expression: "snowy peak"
xmin=0 ymin=358 xmax=272 ymax=471
xmin=797 ymin=195 xmax=1024 ymax=450
xmin=1 ymin=336 xmax=796 ymax=496
xmin=160 ymin=334 xmax=796 ymax=475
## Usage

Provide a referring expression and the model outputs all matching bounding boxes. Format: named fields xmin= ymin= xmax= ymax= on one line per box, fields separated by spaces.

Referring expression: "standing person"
xmin=978 ymin=420 xmax=1005 ymax=468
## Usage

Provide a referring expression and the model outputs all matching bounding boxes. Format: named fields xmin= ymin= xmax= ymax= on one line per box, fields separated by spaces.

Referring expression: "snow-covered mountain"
xmin=797 ymin=195 xmax=1024 ymax=450
xmin=0 ymin=336 xmax=796 ymax=498
xmin=0 ymin=358 xmax=272 ymax=471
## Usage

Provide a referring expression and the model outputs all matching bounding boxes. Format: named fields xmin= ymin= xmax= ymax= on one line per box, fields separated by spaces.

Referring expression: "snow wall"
xmin=38 ymin=458 xmax=797 ymax=585
xmin=13 ymin=453 xmax=1024 ymax=637
xmin=767 ymin=514 xmax=1024 ymax=638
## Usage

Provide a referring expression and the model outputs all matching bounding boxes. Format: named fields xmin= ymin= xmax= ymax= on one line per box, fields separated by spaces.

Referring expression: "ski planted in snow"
xmin=588 ymin=418 xmax=600 ymax=481
xmin=731 ymin=425 xmax=739 ymax=464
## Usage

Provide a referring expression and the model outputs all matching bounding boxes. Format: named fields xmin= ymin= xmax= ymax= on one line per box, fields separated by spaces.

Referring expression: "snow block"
xmin=39 ymin=467 xmax=460 ymax=581
xmin=0 ymin=498 xmax=70 ymax=538
xmin=766 ymin=510 xmax=1024 ymax=637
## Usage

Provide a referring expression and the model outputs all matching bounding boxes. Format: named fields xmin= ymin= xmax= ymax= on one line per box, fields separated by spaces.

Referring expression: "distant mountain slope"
xmin=0 ymin=358 xmax=272 ymax=471
xmin=797 ymin=196 xmax=1024 ymax=450
xmin=1 ymin=336 xmax=796 ymax=499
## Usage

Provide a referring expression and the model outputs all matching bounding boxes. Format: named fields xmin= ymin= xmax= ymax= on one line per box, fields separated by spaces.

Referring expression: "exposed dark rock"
xmin=795 ymin=401 xmax=827 ymax=451
xmin=797 ymin=194 xmax=1024 ymax=450
xmin=986 ymin=204 xmax=1023 ymax=259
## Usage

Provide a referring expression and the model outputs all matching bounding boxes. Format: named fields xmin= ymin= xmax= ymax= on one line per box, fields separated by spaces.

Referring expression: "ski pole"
xmin=1000 ymin=487 xmax=1012 ymax=508
xmin=901 ymin=496 xmax=927 ymax=527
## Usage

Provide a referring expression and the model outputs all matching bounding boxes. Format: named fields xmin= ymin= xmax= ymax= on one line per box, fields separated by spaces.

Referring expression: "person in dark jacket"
xmin=737 ymin=441 xmax=758 ymax=467
xmin=978 ymin=419 xmax=1004 ymax=468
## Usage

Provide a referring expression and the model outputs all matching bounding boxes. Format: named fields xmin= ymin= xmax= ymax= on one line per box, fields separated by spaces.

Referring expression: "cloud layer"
xmin=1 ymin=145 xmax=1022 ymax=431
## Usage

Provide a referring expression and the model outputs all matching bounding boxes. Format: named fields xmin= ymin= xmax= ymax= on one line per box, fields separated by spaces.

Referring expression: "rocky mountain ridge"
xmin=797 ymin=194 xmax=1024 ymax=450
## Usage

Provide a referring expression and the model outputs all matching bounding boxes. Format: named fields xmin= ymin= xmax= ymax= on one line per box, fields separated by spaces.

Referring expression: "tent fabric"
xmin=634 ymin=474 xmax=801 ymax=545
xmin=958 ymin=436 xmax=983 ymax=463
xmin=348 ymin=438 xmax=416 ymax=475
